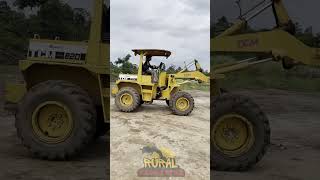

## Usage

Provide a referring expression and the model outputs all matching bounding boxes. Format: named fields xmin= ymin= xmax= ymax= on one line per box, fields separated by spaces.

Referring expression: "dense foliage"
xmin=0 ymin=0 xmax=90 ymax=64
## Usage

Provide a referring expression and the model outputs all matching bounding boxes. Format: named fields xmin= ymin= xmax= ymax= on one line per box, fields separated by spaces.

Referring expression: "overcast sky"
xmin=110 ymin=0 xmax=210 ymax=70
xmin=212 ymin=0 xmax=320 ymax=32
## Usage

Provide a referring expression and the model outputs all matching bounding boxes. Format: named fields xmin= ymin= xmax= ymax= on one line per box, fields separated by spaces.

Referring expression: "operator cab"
xmin=132 ymin=49 xmax=171 ymax=57
xmin=132 ymin=49 xmax=171 ymax=68
xmin=132 ymin=49 xmax=171 ymax=85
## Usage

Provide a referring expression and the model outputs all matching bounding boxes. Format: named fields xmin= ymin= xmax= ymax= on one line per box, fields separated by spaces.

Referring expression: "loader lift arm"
xmin=173 ymin=60 xmax=209 ymax=83
xmin=212 ymin=0 xmax=320 ymax=69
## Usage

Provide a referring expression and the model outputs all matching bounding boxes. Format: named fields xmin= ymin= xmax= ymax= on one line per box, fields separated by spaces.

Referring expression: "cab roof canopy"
xmin=132 ymin=49 xmax=171 ymax=58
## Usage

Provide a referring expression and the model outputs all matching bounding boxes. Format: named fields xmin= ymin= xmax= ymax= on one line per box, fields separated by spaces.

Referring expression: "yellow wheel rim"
xmin=32 ymin=101 xmax=73 ymax=144
xmin=120 ymin=93 xmax=133 ymax=106
xmin=175 ymin=97 xmax=190 ymax=111
xmin=212 ymin=114 xmax=254 ymax=157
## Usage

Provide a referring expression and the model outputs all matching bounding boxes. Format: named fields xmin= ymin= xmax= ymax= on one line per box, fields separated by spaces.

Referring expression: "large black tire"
xmin=169 ymin=91 xmax=194 ymax=116
xmin=139 ymin=96 xmax=144 ymax=106
xmin=94 ymin=106 xmax=108 ymax=138
xmin=95 ymin=122 xmax=109 ymax=139
xmin=15 ymin=80 xmax=96 ymax=160
xmin=115 ymin=87 xmax=140 ymax=112
xmin=144 ymin=100 xmax=153 ymax=105
xmin=211 ymin=94 xmax=270 ymax=171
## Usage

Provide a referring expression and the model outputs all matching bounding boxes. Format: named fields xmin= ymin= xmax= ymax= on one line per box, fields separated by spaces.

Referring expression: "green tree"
xmin=211 ymin=16 xmax=231 ymax=37
xmin=0 ymin=0 xmax=91 ymax=64
xmin=0 ymin=1 xmax=28 ymax=64
xmin=110 ymin=61 xmax=120 ymax=81
xmin=115 ymin=54 xmax=138 ymax=74
xmin=27 ymin=0 xmax=89 ymax=40
xmin=176 ymin=66 xmax=183 ymax=72
xmin=14 ymin=0 xmax=49 ymax=9
xmin=166 ymin=65 xmax=177 ymax=74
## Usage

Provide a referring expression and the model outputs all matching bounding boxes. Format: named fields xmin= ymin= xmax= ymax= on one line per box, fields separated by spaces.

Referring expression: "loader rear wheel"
xmin=115 ymin=87 xmax=140 ymax=112
xmin=211 ymin=94 xmax=270 ymax=171
xmin=16 ymin=80 xmax=96 ymax=160
xmin=169 ymin=91 xmax=194 ymax=116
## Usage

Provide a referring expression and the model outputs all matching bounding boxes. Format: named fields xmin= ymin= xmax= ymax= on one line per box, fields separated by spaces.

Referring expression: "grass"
xmin=213 ymin=56 xmax=320 ymax=92
xmin=0 ymin=65 xmax=20 ymax=113
xmin=0 ymin=65 xmax=21 ymax=83
xmin=179 ymin=82 xmax=210 ymax=91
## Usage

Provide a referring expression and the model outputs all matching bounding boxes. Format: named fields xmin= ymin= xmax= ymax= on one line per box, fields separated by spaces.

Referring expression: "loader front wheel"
xmin=169 ymin=91 xmax=194 ymax=116
xmin=211 ymin=94 xmax=270 ymax=171
xmin=115 ymin=87 xmax=140 ymax=112
xmin=16 ymin=80 xmax=96 ymax=160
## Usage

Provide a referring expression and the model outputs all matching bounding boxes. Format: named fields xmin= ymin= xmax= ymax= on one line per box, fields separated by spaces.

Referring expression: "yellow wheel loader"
xmin=4 ymin=0 xmax=110 ymax=160
xmin=112 ymin=49 xmax=209 ymax=116
xmin=211 ymin=0 xmax=320 ymax=171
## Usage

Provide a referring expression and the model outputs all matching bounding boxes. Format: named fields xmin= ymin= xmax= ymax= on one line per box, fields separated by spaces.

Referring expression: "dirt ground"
xmin=213 ymin=89 xmax=320 ymax=180
xmin=0 ymin=81 xmax=108 ymax=180
xmin=1 ymin=80 xmax=320 ymax=180
xmin=110 ymin=90 xmax=211 ymax=180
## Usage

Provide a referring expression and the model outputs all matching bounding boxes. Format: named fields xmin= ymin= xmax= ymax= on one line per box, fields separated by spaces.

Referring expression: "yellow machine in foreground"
xmin=211 ymin=0 xmax=320 ymax=171
xmin=112 ymin=49 xmax=209 ymax=116
xmin=4 ymin=0 xmax=109 ymax=160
